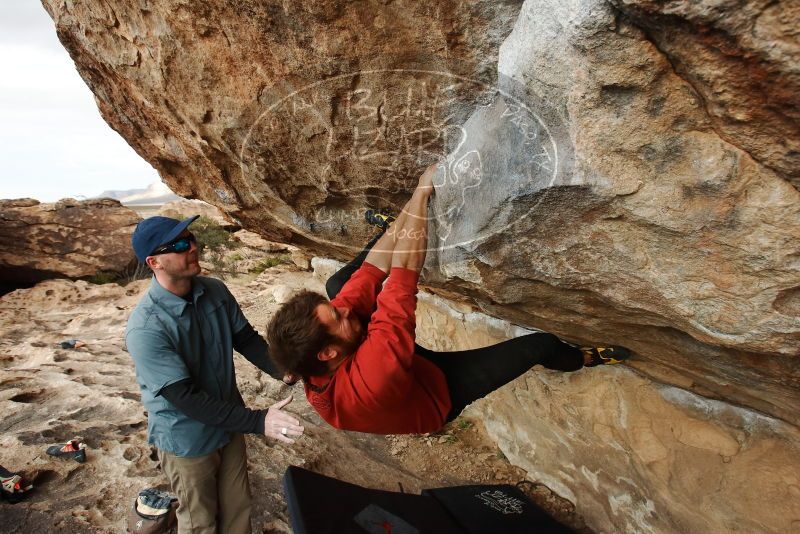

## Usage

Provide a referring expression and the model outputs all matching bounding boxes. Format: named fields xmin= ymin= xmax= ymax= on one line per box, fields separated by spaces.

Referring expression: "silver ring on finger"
xmin=281 ymin=427 xmax=288 ymax=435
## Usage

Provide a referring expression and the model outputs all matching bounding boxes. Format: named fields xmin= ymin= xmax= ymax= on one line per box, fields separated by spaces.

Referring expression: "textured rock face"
xmin=477 ymin=368 xmax=800 ymax=534
xmin=415 ymin=278 xmax=800 ymax=533
xmin=41 ymin=0 xmax=799 ymax=426
xmin=158 ymin=198 xmax=234 ymax=228
xmin=0 ymin=198 xmax=140 ymax=284
xmin=608 ymin=0 xmax=800 ymax=189
xmin=42 ymin=0 xmax=800 ymax=530
xmin=41 ymin=0 xmax=520 ymax=246
xmin=449 ymin=0 xmax=800 ymax=424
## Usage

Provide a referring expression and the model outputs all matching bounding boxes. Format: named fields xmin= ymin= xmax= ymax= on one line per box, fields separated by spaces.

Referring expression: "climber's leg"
xmin=415 ymin=333 xmax=584 ymax=422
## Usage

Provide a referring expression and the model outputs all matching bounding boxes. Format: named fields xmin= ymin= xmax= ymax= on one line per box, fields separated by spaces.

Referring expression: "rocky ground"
xmin=0 ymin=258 xmax=587 ymax=533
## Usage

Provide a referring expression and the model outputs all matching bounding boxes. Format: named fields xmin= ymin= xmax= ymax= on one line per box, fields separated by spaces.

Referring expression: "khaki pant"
xmin=158 ymin=434 xmax=252 ymax=534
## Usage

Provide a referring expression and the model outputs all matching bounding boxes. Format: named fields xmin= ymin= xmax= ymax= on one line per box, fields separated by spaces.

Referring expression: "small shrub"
xmin=457 ymin=419 xmax=473 ymax=430
xmin=192 ymin=216 xmax=239 ymax=254
xmin=249 ymin=254 xmax=290 ymax=275
xmin=119 ymin=261 xmax=152 ymax=285
xmin=191 ymin=216 xmax=241 ymax=277
xmin=209 ymin=255 xmax=231 ymax=279
xmin=88 ymin=272 xmax=117 ymax=285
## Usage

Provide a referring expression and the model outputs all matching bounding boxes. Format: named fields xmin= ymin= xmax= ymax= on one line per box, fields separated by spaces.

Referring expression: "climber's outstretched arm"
xmin=363 ymin=202 xmax=410 ymax=274
xmin=364 ymin=163 xmax=436 ymax=273
xmin=390 ymin=163 xmax=437 ymax=273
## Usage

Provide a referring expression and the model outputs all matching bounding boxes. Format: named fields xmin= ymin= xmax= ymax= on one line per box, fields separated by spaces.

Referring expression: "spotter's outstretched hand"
xmin=264 ymin=394 xmax=304 ymax=444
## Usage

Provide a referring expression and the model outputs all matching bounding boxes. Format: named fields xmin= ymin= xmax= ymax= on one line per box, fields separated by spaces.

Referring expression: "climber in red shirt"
xmin=267 ymin=163 xmax=630 ymax=434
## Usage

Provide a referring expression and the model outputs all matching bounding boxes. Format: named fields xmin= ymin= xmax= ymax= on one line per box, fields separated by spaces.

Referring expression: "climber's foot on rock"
xmin=581 ymin=346 xmax=631 ymax=367
xmin=365 ymin=209 xmax=395 ymax=231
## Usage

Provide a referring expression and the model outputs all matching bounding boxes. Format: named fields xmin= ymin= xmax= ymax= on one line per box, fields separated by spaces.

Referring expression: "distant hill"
xmin=97 ymin=182 xmax=181 ymax=205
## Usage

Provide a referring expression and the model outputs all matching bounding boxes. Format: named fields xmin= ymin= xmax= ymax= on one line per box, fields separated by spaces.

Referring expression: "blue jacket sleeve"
xmin=125 ymin=326 xmax=190 ymax=396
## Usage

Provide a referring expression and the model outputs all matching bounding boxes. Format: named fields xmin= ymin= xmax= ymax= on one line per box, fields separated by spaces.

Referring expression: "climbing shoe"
xmin=46 ymin=438 xmax=87 ymax=463
xmin=0 ymin=466 xmax=33 ymax=504
xmin=582 ymin=346 xmax=631 ymax=367
xmin=364 ymin=209 xmax=395 ymax=230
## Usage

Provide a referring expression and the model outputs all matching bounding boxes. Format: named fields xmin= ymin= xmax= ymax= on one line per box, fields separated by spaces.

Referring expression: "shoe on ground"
xmin=0 ymin=466 xmax=33 ymax=504
xmin=46 ymin=439 xmax=87 ymax=463
xmin=582 ymin=346 xmax=631 ymax=367
xmin=364 ymin=209 xmax=395 ymax=230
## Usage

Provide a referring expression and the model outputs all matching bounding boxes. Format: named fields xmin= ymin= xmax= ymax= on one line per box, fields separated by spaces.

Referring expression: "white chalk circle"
xmin=239 ymin=69 xmax=570 ymax=252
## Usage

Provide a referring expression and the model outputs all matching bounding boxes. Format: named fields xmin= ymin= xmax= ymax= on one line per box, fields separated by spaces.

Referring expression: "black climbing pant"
xmin=326 ymin=232 xmax=584 ymax=423
xmin=414 ymin=334 xmax=583 ymax=422
xmin=325 ymin=230 xmax=384 ymax=301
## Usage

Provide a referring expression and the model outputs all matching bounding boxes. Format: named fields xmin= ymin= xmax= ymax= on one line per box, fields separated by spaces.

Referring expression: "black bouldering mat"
xmin=283 ymin=466 xmax=573 ymax=534
xmin=283 ymin=466 xmax=460 ymax=533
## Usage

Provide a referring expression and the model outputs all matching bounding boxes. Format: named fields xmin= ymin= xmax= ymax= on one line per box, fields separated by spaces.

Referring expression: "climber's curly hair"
xmin=267 ymin=290 xmax=334 ymax=378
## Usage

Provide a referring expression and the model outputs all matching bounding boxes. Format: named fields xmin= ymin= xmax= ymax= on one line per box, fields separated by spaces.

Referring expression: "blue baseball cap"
xmin=132 ymin=215 xmax=200 ymax=263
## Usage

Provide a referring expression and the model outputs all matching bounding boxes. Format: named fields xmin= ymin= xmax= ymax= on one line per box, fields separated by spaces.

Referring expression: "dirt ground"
xmin=0 ymin=260 xmax=588 ymax=532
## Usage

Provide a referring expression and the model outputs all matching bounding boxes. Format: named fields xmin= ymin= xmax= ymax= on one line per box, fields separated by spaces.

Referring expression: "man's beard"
xmin=334 ymin=328 xmax=364 ymax=358
xmin=164 ymin=258 xmax=201 ymax=280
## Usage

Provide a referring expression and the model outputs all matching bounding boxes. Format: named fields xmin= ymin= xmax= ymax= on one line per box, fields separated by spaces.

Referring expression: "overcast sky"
xmin=0 ymin=2 xmax=160 ymax=202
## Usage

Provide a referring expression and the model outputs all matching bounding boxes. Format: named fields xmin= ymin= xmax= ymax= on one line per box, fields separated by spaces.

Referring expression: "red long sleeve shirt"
xmin=304 ymin=262 xmax=452 ymax=434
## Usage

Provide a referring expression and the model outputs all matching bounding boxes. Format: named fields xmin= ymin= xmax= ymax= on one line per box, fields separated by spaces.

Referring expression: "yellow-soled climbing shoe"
xmin=582 ymin=346 xmax=631 ymax=367
xmin=364 ymin=209 xmax=395 ymax=230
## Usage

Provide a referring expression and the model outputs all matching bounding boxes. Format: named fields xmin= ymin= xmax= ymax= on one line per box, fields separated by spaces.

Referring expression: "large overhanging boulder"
xmin=42 ymin=0 xmax=799 ymax=421
xmin=0 ymin=198 xmax=140 ymax=286
xmin=41 ymin=0 xmax=799 ymax=529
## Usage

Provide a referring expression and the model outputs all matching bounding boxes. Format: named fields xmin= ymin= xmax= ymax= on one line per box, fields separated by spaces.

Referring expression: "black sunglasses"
xmin=151 ymin=233 xmax=196 ymax=255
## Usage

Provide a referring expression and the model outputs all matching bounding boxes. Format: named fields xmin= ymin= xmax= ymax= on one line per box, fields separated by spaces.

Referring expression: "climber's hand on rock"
xmin=416 ymin=162 xmax=438 ymax=197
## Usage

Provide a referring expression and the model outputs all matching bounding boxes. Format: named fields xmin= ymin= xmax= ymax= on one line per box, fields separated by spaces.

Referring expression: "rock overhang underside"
xmin=41 ymin=0 xmax=800 ymax=531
